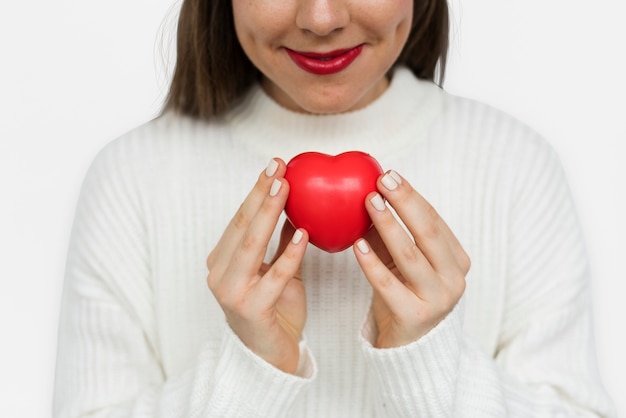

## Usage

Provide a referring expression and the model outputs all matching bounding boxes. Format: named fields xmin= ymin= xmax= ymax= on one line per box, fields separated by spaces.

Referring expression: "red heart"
xmin=284 ymin=151 xmax=383 ymax=253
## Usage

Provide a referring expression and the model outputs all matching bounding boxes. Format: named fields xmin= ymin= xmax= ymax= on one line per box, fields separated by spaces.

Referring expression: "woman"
xmin=53 ymin=0 xmax=615 ymax=416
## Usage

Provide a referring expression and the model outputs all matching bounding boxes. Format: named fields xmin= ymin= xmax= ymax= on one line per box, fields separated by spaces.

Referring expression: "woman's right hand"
xmin=206 ymin=159 xmax=309 ymax=374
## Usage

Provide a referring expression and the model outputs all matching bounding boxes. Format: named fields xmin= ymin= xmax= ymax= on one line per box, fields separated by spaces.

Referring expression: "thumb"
xmin=270 ymin=220 xmax=297 ymax=264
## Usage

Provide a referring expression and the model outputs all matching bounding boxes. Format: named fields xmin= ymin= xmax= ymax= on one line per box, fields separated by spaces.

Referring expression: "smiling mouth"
xmin=285 ymin=45 xmax=364 ymax=75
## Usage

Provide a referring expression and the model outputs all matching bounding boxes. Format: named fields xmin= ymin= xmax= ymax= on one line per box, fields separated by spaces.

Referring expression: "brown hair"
xmin=164 ymin=0 xmax=449 ymax=119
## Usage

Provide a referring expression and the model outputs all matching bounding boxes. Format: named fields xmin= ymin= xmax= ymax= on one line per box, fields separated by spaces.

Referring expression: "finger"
xmin=225 ymin=178 xmax=290 ymax=286
xmin=365 ymin=192 xmax=441 ymax=298
xmin=363 ymin=227 xmax=392 ymax=267
xmin=377 ymin=171 xmax=470 ymax=278
xmin=258 ymin=228 xmax=309 ymax=304
xmin=353 ymin=238 xmax=416 ymax=315
xmin=385 ymin=171 xmax=468 ymax=264
xmin=208 ymin=158 xmax=286 ymax=273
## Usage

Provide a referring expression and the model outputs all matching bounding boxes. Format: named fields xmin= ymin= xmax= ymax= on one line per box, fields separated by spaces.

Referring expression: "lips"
xmin=285 ymin=45 xmax=364 ymax=75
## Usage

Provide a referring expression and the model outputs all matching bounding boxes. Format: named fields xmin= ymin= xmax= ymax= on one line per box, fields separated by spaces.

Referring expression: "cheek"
xmin=232 ymin=0 xmax=293 ymax=44
xmin=232 ymin=1 xmax=260 ymax=42
xmin=359 ymin=0 xmax=413 ymax=36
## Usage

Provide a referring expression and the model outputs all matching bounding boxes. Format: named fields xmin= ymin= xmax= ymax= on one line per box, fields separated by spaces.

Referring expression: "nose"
xmin=295 ymin=0 xmax=350 ymax=36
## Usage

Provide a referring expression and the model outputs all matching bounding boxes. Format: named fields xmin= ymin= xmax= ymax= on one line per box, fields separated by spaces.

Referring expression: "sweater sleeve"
xmin=360 ymin=140 xmax=615 ymax=417
xmin=53 ymin=141 xmax=315 ymax=418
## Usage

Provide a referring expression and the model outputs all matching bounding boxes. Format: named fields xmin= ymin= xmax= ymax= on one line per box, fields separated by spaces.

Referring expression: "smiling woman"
xmin=165 ymin=0 xmax=448 ymax=117
xmin=231 ymin=0 xmax=413 ymax=113
xmin=52 ymin=0 xmax=616 ymax=417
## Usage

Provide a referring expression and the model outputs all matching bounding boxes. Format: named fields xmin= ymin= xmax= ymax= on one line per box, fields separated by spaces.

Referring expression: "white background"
xmin=1 ymin=0 xmax=624 ymax=416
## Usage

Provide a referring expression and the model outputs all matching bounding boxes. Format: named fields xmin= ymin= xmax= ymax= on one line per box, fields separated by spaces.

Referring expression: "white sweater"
xmin=53 ymin=68 xmax=614 ymax=417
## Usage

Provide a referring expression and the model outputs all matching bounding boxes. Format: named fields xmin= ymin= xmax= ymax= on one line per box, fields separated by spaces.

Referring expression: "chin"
xmin=291 ymin=91 xmax=371 ymax=115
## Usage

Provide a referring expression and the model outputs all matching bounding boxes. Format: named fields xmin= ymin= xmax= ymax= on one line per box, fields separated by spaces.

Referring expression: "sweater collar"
xmin=225 ymin=67 xmax=445 ymax=161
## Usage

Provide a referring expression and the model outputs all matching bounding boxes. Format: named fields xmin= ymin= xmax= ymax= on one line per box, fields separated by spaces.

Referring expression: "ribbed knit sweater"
xmin=53 ymin=68 xmax=614 ymax=417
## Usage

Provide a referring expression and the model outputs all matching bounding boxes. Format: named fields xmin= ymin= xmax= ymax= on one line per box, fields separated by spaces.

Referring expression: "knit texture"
xmin=53 ymin=68 xmax=614 ymax=417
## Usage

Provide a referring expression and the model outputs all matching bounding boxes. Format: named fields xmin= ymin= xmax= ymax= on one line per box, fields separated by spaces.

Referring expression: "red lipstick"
xmin=285 ymin=45 xmax=364 ymax=75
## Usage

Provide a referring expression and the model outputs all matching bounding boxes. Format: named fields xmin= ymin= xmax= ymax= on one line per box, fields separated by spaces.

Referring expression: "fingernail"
xmin=357 ymin=239 xmax=370 ymax=254
xmin=370 ymin=193 xmax=386 ymax=211
xmin=292 ymin=229 xmax=304 ymax=244
xmin=381 ymin=173 xmax=399 ymax=191
xmin=265 ymin=159 xmax=279 ymax=177
xmin=269 ymin=179 xmax=282 ymax=196
xmin=389 ymin=170 xmax=402 ymax=185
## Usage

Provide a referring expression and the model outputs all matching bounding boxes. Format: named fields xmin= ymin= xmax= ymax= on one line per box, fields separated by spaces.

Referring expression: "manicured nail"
xmin=269 ymin=179 xmax=282 ymax=196
xmin=381 ymin=173 xmax=399 ymax=191
xmin=292 ymin=229 xmax=304 ymax=245
xmin=265 ymin=159 xmax=279 ymax=177
xmin=357 ymin=239 xmax=370 ymax=254
xmin=370 ymin=193 xmax=386 ymax=211
xmin=389 ymin=170 xmax=402 ymax=185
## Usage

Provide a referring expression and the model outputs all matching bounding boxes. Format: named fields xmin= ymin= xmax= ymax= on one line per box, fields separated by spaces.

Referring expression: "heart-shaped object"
xmin=284 ymin=151 xmax=383 ymax=252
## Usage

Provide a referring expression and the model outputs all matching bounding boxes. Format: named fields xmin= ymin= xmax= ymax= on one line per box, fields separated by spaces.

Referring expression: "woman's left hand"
xmin=354 ymin=171 xmax=470 ymax=349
